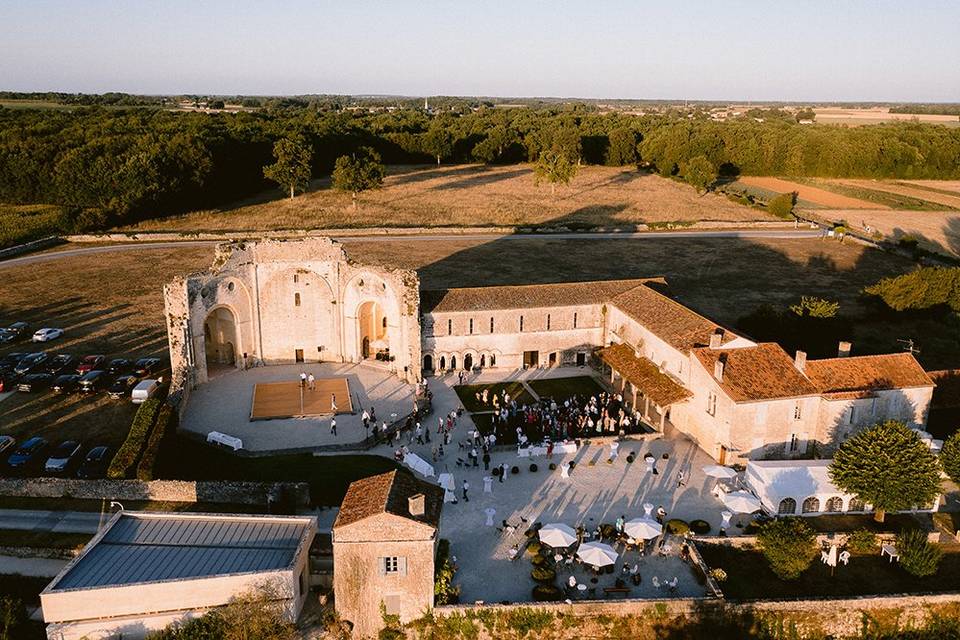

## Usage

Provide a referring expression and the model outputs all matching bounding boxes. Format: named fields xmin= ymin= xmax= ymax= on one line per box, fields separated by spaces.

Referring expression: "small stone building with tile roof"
xmin=333 ymin=470 xmax=444 ymax=637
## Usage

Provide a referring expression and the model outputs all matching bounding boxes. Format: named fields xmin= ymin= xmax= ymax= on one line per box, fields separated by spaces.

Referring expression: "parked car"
xmin=78 ymin=370 xmax=109 ymax=394
xmin=0 ymin=436 xmax=15 ymax=457
xmin=6 ymin=436 xmax=48 ymax=472
xmin=131 ymin=379 xmax=161 ymax=404
xmin=76 ymin=445 xmax=111 ymax=479
xmin=51 ymin=374 xmax=81 ymax=394
xmin=107 ymin=374 xmax=139 ymax=399
xmin=44 ymin=440 xmax=83 ymax=474
xmin=76 ymin=355 xmax=105 ymax=375
xmin=133 ymin=357 xmax=162 ymax=376
xmin=107 ymin=358 xmax=133 ymax=375
xmin=44 ymin=354 xmax=76 ymax=376
xmin=0 ymin=372 xmax=16 ymax=393
xmin=0 ymin=329 xmax=14 ymax=344
xmin=17 ymin=373 xmax=54 ymax=393
xmin=32 ymin=328 xmax=64 ymax=342
xmin=13 ymin=352 xmax=48 ymax=376
xmin=0 ymin=322 xmax=29 ymax=342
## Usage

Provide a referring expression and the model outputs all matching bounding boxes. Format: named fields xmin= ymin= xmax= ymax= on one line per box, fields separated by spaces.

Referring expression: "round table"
xmin=577 ymin=584 xmax=587 ymax=592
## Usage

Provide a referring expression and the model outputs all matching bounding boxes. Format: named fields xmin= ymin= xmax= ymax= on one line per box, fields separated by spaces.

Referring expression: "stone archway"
xmin=463 ymin=353 xmax=473 ymax=371
xmin=423 ymin=354 xmax=434 ymax=372
xmin=204 ymin=307 xmax=239 ymax=372
xmin=357 ymin=301 xmax=388 ymax=360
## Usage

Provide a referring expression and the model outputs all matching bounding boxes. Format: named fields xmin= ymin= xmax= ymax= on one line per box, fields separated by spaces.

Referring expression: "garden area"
xmin=453 ymin=381 xmax=533 ymax=412
xmin=526 ymin=375 xmax=604 ymax=402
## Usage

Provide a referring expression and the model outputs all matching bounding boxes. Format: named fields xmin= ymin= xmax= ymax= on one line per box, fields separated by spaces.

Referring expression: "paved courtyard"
xmin=181 ymin=362 xmax=415 ymax=451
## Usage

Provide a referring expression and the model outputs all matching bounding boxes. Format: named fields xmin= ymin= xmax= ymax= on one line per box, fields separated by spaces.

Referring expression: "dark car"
xmin=76 ymin=445 xmax=111 ymax=479
xmin=106 ymin=358 xmax=133 ymax=375
xmin=0 ymin=329 xmax=14 ymax=344
xmin=6 ymin=436 xmax=48 ymax=471
xmin=107 ymin=374 xmax=139 ymax=399
xmin=76 ymin=355 xmax=105 ymax=375
xmin=44 ymin=440 xmax=83 ymax=475
xmin=51 ymin=374 xmax=81 ymax=394
xmin=78 ymin=370 xmax=109 ymax=394
xmin=133 ymin=357 xmax=162 ymax=376
xmin=44 ymin=354 xmax=76 ymax=376
xmin=13 ymin=352 xmax=48 ymax=376
xmin=0 ymin=322 xmax=29 ymax=342
xmin=17 ymin=373 xmax=54 ymax=393
xmin=0 ymin=353 xmax=26 ymax=370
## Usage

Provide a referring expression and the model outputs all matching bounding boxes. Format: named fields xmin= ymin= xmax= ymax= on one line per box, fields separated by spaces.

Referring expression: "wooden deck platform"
xmin=250 ymin=378 xmax=352 ymax=420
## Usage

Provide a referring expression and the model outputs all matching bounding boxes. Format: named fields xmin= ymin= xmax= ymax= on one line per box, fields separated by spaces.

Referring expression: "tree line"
xmin=2 ymin=103 xmax=960 ymax=231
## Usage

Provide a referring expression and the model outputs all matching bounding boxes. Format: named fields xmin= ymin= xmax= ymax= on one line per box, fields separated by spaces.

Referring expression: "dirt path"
xmin=738 ymin=176 xmax=881 ymax=209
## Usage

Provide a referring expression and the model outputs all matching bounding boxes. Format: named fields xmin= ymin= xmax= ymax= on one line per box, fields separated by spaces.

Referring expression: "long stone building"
xmin=166 ymin=237 xmax=934 ymax=463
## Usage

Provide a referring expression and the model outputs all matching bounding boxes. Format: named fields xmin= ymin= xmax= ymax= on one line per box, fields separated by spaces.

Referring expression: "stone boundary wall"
xmin=433 ymin=591 xmax=960 ymax=638
xmin=0 ymin=546 xmax=79 ymax=560
xmin=63 ymin=220 xmax=797 ymax=244
xmin=0 ymin=235 xmax=64 ymax=259
xmin=0 ymin=477 xmax=310 ymax=507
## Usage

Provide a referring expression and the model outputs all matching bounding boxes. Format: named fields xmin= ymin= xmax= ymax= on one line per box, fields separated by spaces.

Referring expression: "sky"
xmin=2 ymin=0 xmax=959 ymax=102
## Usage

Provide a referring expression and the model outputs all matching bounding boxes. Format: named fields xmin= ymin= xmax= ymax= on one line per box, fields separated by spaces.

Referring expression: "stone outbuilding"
xmin=332 ymin=470 xmax=443 ymax=637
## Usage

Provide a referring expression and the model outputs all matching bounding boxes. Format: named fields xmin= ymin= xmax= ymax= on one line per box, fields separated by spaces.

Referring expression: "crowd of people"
xmin=478 ymin=387 xmax=653 ymax=446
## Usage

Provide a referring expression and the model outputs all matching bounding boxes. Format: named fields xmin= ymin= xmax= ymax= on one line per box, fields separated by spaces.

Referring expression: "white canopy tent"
xmin=745 ymin=459 xmax=940 ymax=517
xmin=403 ymin=452 xmax=435 ymax=478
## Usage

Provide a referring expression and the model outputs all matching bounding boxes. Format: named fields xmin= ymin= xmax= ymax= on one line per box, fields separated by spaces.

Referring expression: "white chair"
xmin=651 ymin=576 xmax=661 ymax=589
xmin=821 ymin=550 xmax=830 ymax=564
xmin=643 ymin=503 xmax=654 ymax=517
xmin=839 ymin=550 xmax=851 ymax=566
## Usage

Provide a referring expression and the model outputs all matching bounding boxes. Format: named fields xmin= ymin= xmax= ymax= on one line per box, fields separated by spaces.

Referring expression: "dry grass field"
xmin=830 ymin=179 xmax=960 ymax=210
xmin=0 ymin=246 xmax=212 ymax=454
xmin=736 ymin=177 xmax=880 ymax=209
xmin=807 ymin=208 xmax=960 ymax=257
xmin=1 ymin=233 xmax=956 ymax=453
xmin=905 ymin=180 xmax=960 ymax=195
xmin=124 ymin=164 xmax=775 ymax=232
xmin=813 ymin=107 xmax=960 ymax=128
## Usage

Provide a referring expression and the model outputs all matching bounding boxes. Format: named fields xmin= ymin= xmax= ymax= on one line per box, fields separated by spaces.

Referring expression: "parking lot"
xmin=0 ymin=246 xmax=214 ymax=479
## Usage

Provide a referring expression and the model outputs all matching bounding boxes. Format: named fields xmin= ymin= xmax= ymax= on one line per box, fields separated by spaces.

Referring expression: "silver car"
xmin=44 ymin=440 xmax=83 ymax=474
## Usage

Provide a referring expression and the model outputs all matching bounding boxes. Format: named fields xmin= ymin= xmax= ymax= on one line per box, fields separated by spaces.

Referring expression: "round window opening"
xmin=227 ymin=281 xmax=235 ymax=292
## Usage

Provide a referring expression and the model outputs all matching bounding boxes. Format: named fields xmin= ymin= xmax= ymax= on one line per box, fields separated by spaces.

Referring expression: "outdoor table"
xmin=577 ymin=584 xmax=587 ymax=596
xmin=484 ymin=508 xmax=496 ymax=526
xmin=643 ymin=503 xmax=654 ymax=517
xmin=881 ymin=544 xmax=900 ymax=563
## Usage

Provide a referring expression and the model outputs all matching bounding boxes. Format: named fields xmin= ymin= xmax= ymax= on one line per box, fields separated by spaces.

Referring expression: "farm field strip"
xmin=829 ymin=179 xmax=960 ymax=210
xmin=737 ymin=176 xmax=880 ymax=209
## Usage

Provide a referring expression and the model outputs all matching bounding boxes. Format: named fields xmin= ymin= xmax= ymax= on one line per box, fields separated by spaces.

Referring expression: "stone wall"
xmin=0 ymin=235 xmax=64 ymax=259
xmin=0 ymin=478 xmax=310 ymax=507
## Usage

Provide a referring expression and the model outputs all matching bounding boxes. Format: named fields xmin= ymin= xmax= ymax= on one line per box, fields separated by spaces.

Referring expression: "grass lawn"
xmin=699 ymin=543 xmax=960 ymax=600
xmin=527 ymin=376 xmax=603 ymax=402
xmin=157 ymin=437 xmax=399 ymax=507
xmin=0 ymin=495 xmax=269 ymax=514
xmin=0 ymin=574 xmax=49 ymax=640
xmin=0 ymin=528 xmax=91 ymax=550
xmin=454 ymin=381 xmax=533 ymax=412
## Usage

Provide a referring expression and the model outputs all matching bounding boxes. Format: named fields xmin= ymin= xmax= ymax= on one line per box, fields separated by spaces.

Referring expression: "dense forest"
xmin=1 ymin=100 xmax=960 ymax=238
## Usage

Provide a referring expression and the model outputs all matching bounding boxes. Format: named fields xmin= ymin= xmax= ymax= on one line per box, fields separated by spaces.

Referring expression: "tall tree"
xmin=829 ymin=420 xmax=941 ymax=522
xmin=331 ymin=146 xmax=385 ymax=208
xmin=263 ymin=137 xmax=312 ymax=200
xmin=756 ymin=517 xmax=819 ymax=580
xmin=680 ymin=155 xmax=717 ymax=193
xmin=605 ymin=127 xmax=638 ymax=166
xmin=423 ymin=124 xmax=454 ymax=166
xmin=533 ymin=147 xmax=577 ymax=195
xmin=789 ymin=296 xmax=840 ymax=318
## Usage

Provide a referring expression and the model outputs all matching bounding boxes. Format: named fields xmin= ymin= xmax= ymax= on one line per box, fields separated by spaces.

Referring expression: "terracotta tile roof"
xmin=610 ymin=283 xmax=742 ymax=353
xmin=333 ymin=470 xmax=443 ymax=530
xmin=599 ymin=343 xmax=692 ymax=407
xmin=421 ymin=279 xmax=651 ymax=313
xmin=804 ymin=353 xmax=934 ymax=394
xmin=693 ymin=343 xmax=818 ymax=402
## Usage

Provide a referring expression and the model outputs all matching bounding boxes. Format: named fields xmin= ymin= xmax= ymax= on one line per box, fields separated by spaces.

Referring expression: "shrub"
xmin=708 ymin=568 xmax=727 ymax=583
xmin=690 ymin=520 xmax=711 ymax=535
xmin=767 ymin=192 xmax=797 ymax=220
xmin=846 ymin=528 xmax=878 ymax=554
xmin=756 ymin=517 xmax=819 ymax=580
xmin=529 ymin=463 xmax=538 ymax=472
xmin=108 ymin=397 xmax=163 ymax=479
xmin=940 ymin=432 xmax=960 ymax=485
xmin=530 ymin=554 xmax=547 ymax=567
xmin=434 ymin=539 xmax=460 ymax=605
xmin=136 ymin=399 xmax=177 ymax=481
xmin=665 ymin=519 xmax=690 ymax=535
xmin=511 ymin=466 xmax=519 ymax=475
xmin=897 ymin=529 xmax=943 ymax=577
xmin=492 ymin=467 xmax=501 ymax=477
xmin=626 ymin=455 xmax=635 ymax=463
xmin=530 ymin=566 xmax=556 ymax=584
xmin=600 ymin=524 xmax=617 ymax=539
xmin=526 ymin=541 xmax=542 ymax=556
xmin=531 ymin=584 xmax=563 ymax=602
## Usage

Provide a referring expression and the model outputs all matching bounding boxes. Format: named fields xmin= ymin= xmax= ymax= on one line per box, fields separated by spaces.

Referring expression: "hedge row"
xmin=107 ymin=397 xmax=164 ymax=479
xmin=136 ymin=401 xmax=178 ymax=481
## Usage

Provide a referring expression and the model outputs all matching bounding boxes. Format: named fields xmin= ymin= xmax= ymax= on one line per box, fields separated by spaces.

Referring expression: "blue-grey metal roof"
xmin=51 ymin=514 xmax=312 ymax=591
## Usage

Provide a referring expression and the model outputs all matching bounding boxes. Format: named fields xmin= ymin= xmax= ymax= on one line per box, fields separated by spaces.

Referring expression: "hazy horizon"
xmin=2 ymin=0 xmax=959 ymax=102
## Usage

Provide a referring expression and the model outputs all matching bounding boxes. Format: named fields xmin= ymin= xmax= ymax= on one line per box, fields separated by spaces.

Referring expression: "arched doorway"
xmin=480 ymin=354 xmax=486 ymax=368
xmin=357 ymin=301 xmax=388 ymax=360
xmin=450 ymin=355 xmax=457 ymax=370
xmin=439 ymin=356 xmax=446 ymax=370
xmin=204 ymin=307 xmax=239 ymax=373
xmin=423 ymin=354 xmax=434 ymax=371
xmin=778 ymin=498 xmax=797 ymax=515
xmin=463 ymin=353 xmax=473 ymax=371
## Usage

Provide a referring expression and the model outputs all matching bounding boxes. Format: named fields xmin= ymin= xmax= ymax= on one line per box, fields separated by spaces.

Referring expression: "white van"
xmin=131 ymin=379 xmax=160 ymax=404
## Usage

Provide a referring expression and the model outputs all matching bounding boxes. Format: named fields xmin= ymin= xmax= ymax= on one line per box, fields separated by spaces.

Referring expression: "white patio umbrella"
xmin=539 ymin=523 xmax=577 ymax=548
xmin=576 ymin=541 xmax=618 ymax=567
xmin=624 ymin=517 xmax=663 ymax=540
xmin=702 ymin=464 xmax=738 ymax=479
xmin=722 ymin=490 xmax=762 ymax=513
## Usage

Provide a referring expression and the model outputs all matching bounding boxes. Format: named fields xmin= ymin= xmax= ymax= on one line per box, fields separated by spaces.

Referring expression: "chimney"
xmin=713 ymin=355 xmax=726 ymax=382
xmin=794 ymin=350 xmax=807 ymax=373
xmin=709 ymin=330 xmax=723 ymax=349
xmin=408 ymin=493 xmax=425 ymax=517
xmin=838 ymin=341 xmax=852 ymax=358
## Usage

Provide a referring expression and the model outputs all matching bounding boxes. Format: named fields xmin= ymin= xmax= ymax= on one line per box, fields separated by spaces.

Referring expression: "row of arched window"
xmin=777 ymin=496 xmax=865 ymax=515
xmin=423 ymin=352 xmax=497 ymax=372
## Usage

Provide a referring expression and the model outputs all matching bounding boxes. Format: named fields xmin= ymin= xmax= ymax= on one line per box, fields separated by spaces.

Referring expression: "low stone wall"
xmin=0 ymin=235 xmax=64 ymax=259
xmin=0 ymin=546 xmax=79 ymax=560
xmin=0 ymin=478 xmax=310 ymax=507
